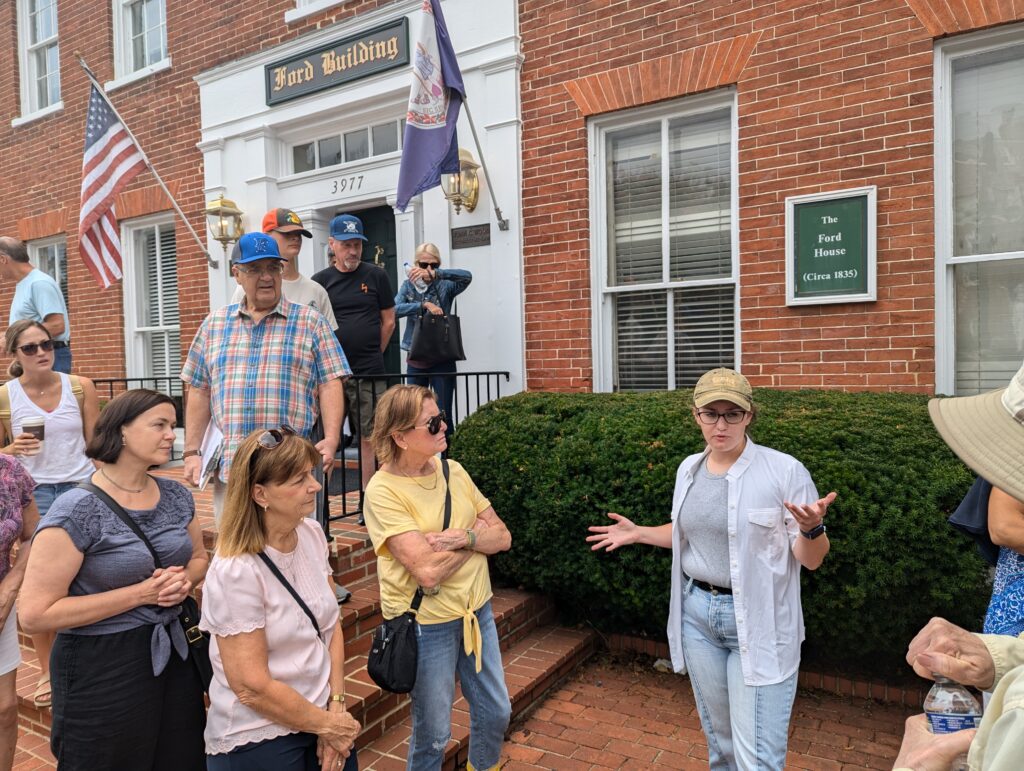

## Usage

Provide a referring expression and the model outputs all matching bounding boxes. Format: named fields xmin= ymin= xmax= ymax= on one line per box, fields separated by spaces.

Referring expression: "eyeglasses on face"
xmin=17 ymin=340 xmax=55 ymax=356
xmin=238 ymin=263 xmax=285 ymax=276
xmin=256 ymin=424 xmax=298 ymax=450
xmin=696 ymin=409 xmax=748 ymax=425
xmin=416 ymin=261 xmax=439 ymax=269
xmin=408 ymin=411 xmax=446 ymax=435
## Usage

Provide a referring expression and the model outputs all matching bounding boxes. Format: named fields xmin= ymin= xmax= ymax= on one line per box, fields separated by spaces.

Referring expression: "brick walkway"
xmin=15 ymin=654 xmax=915 ymax=770
xmin=500 ymin=655 xmax=915 ymax=770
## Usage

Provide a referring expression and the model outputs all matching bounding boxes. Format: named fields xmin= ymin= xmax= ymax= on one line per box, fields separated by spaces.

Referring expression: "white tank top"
xmin=7 ymin=374 xmax=94 ymax=484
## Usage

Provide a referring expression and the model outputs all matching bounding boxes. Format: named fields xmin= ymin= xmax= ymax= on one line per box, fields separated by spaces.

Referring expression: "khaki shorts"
xmin=344 ymin=378 xmax=389 ymax=437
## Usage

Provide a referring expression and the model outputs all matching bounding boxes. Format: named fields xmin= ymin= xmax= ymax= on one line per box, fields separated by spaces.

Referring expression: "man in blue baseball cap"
xmin=313 ymin=214 xmax=395 ymax=490
xmin=182 ymin=230 xmax=351 ymax=530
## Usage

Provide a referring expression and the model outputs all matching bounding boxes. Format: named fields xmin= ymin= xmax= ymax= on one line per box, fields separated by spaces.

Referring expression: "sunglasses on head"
xmin=416 ymin=261 xmax=439 ymax=269
xmin=409 ymin=411 xmax=446 ymax=435
xmin=256 ymin=424 xmax=298 ymax=450
xmin=18 ymin=340 xmax=55 ymax=356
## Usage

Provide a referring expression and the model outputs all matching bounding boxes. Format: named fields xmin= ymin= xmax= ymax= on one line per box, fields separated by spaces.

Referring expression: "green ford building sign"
xmin=785 ymin=186 xmax=877 ymax=306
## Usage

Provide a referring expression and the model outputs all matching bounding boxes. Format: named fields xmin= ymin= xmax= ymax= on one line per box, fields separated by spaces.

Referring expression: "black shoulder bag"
xmin=367 ymin=458 xmax=451 ymax=693
xmin=78 ymin=482 xmax=213 ymax=691
xmin=408 ymin=298 xmax=466 ymax=365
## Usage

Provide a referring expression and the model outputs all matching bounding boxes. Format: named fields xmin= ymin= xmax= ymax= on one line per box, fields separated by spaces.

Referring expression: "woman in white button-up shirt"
xmin=588 ymin=368 xmax=835 ymax=771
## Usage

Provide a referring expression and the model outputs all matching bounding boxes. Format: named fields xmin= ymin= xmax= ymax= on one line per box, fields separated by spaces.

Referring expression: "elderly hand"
xmin=317 ymin=709 xmax=360 ymax=757
xmin=892 ymin=714 xmax=975 ymax=771
xmin=784 ymin=491 xmax=836 ymax=531
xmin=425 ymin=527 xmax=470 ymax=552
xmin=907 ymin=617 xmax=996 ymax=691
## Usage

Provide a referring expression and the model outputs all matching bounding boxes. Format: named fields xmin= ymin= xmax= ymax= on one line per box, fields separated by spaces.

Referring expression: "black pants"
xmin=50 ymin=625 xmax=206 ymax=771
xmin=206 ymin=732 xmax=359 ymax=771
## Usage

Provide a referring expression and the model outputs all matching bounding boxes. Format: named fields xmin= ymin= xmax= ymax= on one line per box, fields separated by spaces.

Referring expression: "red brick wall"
xmin=0 ymin=0 xmax=391 ymax=379
xmin=519 ymin=0 xmax=1023 ymax=393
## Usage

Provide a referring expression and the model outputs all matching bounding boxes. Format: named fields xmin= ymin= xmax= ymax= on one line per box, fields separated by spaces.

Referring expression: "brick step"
xmin=357 ymin=624 xmax=598 ymax=770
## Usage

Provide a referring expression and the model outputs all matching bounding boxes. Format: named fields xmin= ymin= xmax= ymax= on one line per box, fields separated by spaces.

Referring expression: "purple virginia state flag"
xmin=395 ymin=0 xmax=466 ymax=212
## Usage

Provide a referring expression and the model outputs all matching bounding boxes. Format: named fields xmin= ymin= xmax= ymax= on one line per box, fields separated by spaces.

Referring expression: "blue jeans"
xmin=34 ymin=481 xmax=79 ymax=517
xmin=53 ymin=344 xmax=72 ymax=374
xmin=407 ymin=600 xmax=510 ymax=771
xmin=405 ymin=361 xmax=457 ymax=443
xmin=680 ymin=581 xmax=798 ymax=771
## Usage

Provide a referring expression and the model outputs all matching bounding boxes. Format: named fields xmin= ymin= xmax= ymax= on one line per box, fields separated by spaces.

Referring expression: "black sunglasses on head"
xmin=18 ymin=340 xmax=55 ymax=355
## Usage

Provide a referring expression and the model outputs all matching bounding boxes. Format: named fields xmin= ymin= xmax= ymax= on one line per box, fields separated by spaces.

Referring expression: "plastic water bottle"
xmin=403 ymin=262 xmax=428 ymax=293
xmin=923 ymin=674 xmax=980 ymax=771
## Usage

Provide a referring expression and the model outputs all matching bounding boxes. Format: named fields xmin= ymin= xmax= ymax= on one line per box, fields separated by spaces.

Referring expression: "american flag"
xmin=78 ymin=85 xmax=146 ymax=288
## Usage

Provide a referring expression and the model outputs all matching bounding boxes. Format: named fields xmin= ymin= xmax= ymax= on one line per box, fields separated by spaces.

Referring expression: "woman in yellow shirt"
xmin=364 ymin=385 xmax=511 ymax=771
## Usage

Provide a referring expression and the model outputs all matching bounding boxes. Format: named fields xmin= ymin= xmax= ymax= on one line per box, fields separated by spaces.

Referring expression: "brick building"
xmin=520 ymin=0 xmax=1024 ymax=395
xmin=1 ymin=0 xmax=1022 ymax=401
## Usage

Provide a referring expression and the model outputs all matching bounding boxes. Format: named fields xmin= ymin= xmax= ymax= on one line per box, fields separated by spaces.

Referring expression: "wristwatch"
xmin=465 ymin=529 xmax=477 ymax=550
xmin=183 ymin=449 xmax=201 ymax=459
xmin=800 ymin=523 xmax=827 ymax=540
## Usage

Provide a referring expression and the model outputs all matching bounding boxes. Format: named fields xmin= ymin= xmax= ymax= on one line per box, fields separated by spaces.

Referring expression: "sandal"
xmin=32 ymin=673 xmax=51 ymax=707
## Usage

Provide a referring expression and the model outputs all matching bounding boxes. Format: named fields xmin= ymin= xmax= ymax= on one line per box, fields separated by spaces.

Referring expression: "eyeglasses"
xmin=237 ymin=263 xmax=285 ymax=276
xmin=17 ymin=340 xmax=55 ymax=355
xmin=408 ymin=411 xmax=447 ymax=435
xmin=696 ymin=409 xmax=748 ymax=425
xmin=416 ymin=261 xmax=439 ymax=269
xmin=256 ymin=424 xmax=298 ymax=450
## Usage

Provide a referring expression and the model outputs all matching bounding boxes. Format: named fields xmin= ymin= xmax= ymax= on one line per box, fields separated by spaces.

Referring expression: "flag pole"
xmin=460 ymin=98 xmax=510 ymax=232
xmin=74 ymin=53 xmax=218 ymax=269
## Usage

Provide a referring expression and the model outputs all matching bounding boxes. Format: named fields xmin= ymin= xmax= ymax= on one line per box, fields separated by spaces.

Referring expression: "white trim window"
xmin=589 ymin=94 xmax=739 ymax=392
xmin=17 ymin=0 xmax=60 ymax=116
xmin=28 ymin=237 xmax=68 ymax=303
xmin=113 ymin=0 xmax=168 ymax=78
xmin=936 ymin=27 xmax=1024 ymax=395
xmin=122 ymin=218 xmax=181 ymax=387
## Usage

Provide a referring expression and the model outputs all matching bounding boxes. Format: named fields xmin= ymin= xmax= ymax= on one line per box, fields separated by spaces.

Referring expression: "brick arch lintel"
xmin=563 ymin=31 xmax=762 ymax=117
xmin=905 ymin=0 xmax=1024 ymax=37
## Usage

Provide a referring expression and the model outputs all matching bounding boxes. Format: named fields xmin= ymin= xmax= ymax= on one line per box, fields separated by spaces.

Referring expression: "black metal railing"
xmin=92 ymin=377 xmax=186 ymax=459
xmin=320 ymin=370 xmax=511 ymax=531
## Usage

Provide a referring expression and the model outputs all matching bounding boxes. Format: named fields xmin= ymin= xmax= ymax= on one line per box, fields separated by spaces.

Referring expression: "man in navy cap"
xmin=182 ymin=232 xmax=351 ymax=522
xmin=313 ymin=214 xmax=395 ymax=490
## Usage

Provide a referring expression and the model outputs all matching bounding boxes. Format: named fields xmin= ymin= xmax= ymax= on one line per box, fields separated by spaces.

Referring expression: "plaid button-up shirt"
xmin=181 ymin=297 xmax=350 ymax=479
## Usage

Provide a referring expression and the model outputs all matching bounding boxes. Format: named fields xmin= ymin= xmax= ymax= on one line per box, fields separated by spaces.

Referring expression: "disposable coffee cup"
xmin=21 ymin=418 xmax=45 ymax=455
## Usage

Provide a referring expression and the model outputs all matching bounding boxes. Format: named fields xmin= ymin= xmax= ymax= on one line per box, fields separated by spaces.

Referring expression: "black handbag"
xmin=367 ymin=459 xmax=451 ymax=693
xmin=409 ymin=309 xmax=466 ymax=364
xmin=78 ymin=482 xmax=214 ymax=691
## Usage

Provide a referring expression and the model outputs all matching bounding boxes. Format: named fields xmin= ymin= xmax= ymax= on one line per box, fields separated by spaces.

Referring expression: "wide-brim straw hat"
xmin=928 ymin=363 xmax=1024 ymax=503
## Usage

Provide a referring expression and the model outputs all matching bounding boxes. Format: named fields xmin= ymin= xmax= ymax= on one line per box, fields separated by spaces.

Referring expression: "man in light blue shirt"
xmin=0 ymin=237 xmax=72 ymax=373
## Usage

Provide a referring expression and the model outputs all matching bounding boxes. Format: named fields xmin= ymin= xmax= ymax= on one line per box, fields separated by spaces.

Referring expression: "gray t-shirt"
xmin=678 ymin=459 xmax=732 ymax=588
xmin=38 ymin=477 xmax=195 ymax=636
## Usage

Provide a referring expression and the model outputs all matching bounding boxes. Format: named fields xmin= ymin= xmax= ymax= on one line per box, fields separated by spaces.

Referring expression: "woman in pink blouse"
xmin=200 ymin=428 xmax=360 ymax=771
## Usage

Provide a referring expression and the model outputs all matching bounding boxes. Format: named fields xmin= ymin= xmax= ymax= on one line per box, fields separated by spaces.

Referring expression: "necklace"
xmin=100 ymin=466 xmax=149 ymax=494
xmin=23 ymin=375 xmax=57 ymax=397
xmin=398 ymin=460 xmax=438 ymax=490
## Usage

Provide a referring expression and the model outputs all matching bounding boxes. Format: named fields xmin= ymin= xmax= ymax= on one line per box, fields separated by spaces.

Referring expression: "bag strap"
xmin=77 ymin=482 xmax=164 ymax=569
xmin=256 ymin=552 xmax=323 ymax=640
xmin=409 ymin=458 xmax=452 ymax=614
xmin=68 ymin=375 xmax=85 ymax=418
xmin=0 ymin=384 xmax=10 ymax=442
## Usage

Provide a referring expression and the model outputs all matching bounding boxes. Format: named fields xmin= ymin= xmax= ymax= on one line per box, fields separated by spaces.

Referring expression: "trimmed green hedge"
xmin=449 ymin=390 xmax=988 ymax=678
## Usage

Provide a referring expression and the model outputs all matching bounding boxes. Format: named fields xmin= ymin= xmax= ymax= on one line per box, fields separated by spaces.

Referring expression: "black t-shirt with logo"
xmin=312 ymin=261 xmax=395 ymax=375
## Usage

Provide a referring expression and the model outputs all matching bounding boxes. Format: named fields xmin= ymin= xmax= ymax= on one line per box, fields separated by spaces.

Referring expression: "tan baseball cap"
xmin=929 ymin=361 xmax=1024 ymax=503
xmin=693 ymin=368 xmax=753 ymax=412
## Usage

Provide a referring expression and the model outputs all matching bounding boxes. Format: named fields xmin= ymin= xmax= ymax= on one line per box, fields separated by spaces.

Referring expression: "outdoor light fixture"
xmin=441 ymin=148 xmax=480 ymax=214
xmin=205 ymin=194 xmax=245 ymax=251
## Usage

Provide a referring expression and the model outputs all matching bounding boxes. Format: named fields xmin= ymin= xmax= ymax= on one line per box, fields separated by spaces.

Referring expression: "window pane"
xmin=614 ymin=290 xmax=668 ymax=391
xmin=135 ymin=225 xmax=180 ymax=379
xmin=952 ymin=45 xmax=1024 ymax=257
xmin=607 ymin=123 xmax=662 ymax=286
xmin=674 ymin=285 xmax=735 ymax=386
xmin=318 ymin=136 xmax=342 ymax=167
xmin=344 ymin=128 xmax=369 ymax=162
xmin=293 ymin=143 xmax=315 ymax=173
xmin=30 ymin=0 xmax=56 ymax=43
xmin=669 ymin=110 xmax=732 ymax=281
xmin=372 ymin=122 xmax=399 ymax=155
xmin=954 ymin=258 xmax=1024 ymax=394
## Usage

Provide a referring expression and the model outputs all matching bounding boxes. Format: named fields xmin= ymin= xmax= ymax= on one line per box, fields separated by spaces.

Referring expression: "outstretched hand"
xmin=586 ymin=512 xmax=638 ymax=552
xmin=784 ymin=491 xmax=836 ymax=531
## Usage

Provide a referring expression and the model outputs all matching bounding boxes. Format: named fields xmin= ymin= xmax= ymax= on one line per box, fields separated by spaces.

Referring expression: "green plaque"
xmin=786 ymin=187 xmax=876 ymax=306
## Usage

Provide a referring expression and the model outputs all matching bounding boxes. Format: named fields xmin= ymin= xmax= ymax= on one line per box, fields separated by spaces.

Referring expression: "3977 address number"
xmin=330 ymin=176 xmax=364 ymax=195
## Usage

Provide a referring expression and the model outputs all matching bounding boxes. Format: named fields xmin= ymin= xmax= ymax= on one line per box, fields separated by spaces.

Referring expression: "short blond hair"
xmin=414 ymin=242 xmax=441 ymax=263
xmin=370 ymin=384 xmax=437 ymax=465
xmin=218 ymin=429 xmax=322 ymax=557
